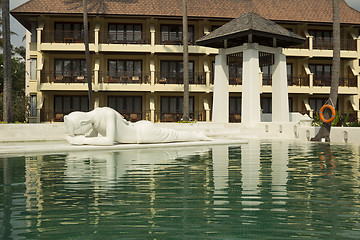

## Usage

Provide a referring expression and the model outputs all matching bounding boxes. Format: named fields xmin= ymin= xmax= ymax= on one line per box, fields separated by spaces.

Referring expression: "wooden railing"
xmin=155 ymin=72 xmax=206 ymax=84
xmin=41 ymin=71 xmax=94 ymax=83
xmin=99 ymin=32 xmax=150 ymax=44
xmin=42 ymin=30 xmax=95 ymax=43
xmin=99 ymin=71 xmax=150 ymax=84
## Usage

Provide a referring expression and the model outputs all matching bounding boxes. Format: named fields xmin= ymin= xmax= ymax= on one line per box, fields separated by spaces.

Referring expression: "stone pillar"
xmin=272 ymin=49 xmax=289 ymax=122
xmin=212 ymin=49 xmax=229 ymax=123
xmin=242 ymin=44 xmax=261 ymax=127
xmin=212 ymin=145 xmax=229 ymax=205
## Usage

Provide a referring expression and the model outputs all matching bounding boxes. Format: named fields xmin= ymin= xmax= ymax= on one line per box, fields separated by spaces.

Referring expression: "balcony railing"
xmin=99 ymin=32 xmax=150 ymax=44
xmin=229 ymin=113 xmax=241 ymax=123
xmin=339 ymin=76 xmax=357 ymax=87
xmin=262 ymin=74 xmax=272 ymax=85
xmin=313 ymin=37 xmax=357 ymax=51
xmin=99 ymin=71 xmax=150 ymax=84
xmin=42 ymin=30 xmax=95 ymax=43
xmin=155 ymin=72 xmax=206 ymax=84
xmin=229 ymin=73 xmax=242 ymax=85
xmin=41 ymin=71 xmax=94 ymax=83
xmin=158 ymin=111 xmax=205 ymax=122
xmin=157 ymin=33 xmax=205 ymax=45
xmin=287 ymin=75 xmax=310 ymax=86
xmin=287 ymin=38 xmax=309 ymax=49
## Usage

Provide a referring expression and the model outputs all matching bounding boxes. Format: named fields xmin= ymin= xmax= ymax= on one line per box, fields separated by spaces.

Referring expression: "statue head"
xmin=64 ymin=111 xmax=93 ymax=136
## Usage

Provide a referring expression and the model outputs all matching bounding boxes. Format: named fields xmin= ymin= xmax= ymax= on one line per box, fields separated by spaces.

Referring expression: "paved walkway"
xmin=0 ymin=139 xmax=248 ymax=157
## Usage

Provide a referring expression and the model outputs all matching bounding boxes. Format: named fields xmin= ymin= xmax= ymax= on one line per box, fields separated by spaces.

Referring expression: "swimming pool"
xmin=1 ymin=140 xmax=359 ymax=239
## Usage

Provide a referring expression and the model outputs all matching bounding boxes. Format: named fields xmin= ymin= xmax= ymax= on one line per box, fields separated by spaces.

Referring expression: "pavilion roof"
xmin=196 ymin=12 xmax=305 ymax=48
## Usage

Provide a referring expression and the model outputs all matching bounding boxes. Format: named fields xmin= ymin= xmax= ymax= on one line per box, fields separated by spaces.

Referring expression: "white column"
xmin=272 ymin=48 xmax=289 ymax=122
xmin=242 ymin=44 xmax=261 ymax=127
xmin=241 ymin=141 xmax=261 ymax=208
xmin=271 ymin=141 xmax=289 ymax=208
xmin=212 ymin=145 xmax=229 ymax=205
xmin=212 ymin=49 xmax=229 ymax=123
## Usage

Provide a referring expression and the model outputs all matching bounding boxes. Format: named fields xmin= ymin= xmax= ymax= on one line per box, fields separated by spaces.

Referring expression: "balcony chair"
xmin=129 ymin=113 xmax=139 ymax=122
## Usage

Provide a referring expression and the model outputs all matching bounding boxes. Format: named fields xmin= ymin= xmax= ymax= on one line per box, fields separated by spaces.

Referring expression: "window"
xmin=30 ymin=58 xmax=37 ymax=80
xmin=31 ymin=22 xmax=37 ymax=43
xmin=229 ymin=97 xmax=241 ymax=122
xmin=160 ymin=60 xmax=194 ymax=84
xmin=55 ymin=59 xmax=86 ymax=79
xmin=161 ymin=96 xmax=194 ymax=121
xmin=261 ymin=65 xmax=272 ymax=85
xmin=309 ymin=30 xmax=332 ymax=39
xmin=55 ymin=22 xmax=84 ymax=42
xmin=108 ymin=96 xmax=142 ymax=115
xmin=30 ymin=95 xmax=37 ymax=117
xmin=309 ymin=98 xmax=328 ymax=114
xmin=161 ymin=96 xmax=194 ymax=113
xmin=108 ymin=60 xmax=142 ymax=78
xmin=160 ymin=25 xmax=194 ymax=44
xmin=309 ymin=30 xmax=333 ymax=49
xmin=54 ymin=96 xmax=88 ymax=115
xmin=261 ymin=97 xmax=293 ymax=113
xmin=229 ymin=63 xmax=242 ymax=84
xmin=287 ymin=63 xmax=293 ymax=85
xmin=229 ymin=97 xmax=241 ymax=114
xmin=309 ymin=64 xmax=332 ymax=86
xmin=108 ymin=24 xmax=142 ymax=43
xmin=261 ymin=97 xmax=272 ymax=113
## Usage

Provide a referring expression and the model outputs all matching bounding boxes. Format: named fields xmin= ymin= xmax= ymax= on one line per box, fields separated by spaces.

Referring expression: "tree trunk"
xmin=311 ymin=0 xmax=340 ymax=142
xmin=182 ymin=0 xmax=190 ymax=121
xmin=83 ymin=0 xmax=93 ymax=110
xmin=2 ymin=0 xmax=13 ymax=122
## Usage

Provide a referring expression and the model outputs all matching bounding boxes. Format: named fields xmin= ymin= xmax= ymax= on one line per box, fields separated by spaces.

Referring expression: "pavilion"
xmin=197 ymin=12 xmax=305 ymax=127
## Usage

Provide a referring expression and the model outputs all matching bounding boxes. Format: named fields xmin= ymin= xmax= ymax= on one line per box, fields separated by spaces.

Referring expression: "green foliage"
xmin=0 ymin=92 xmax=29 ymax=122
xmin=312 ymin=110 xmax=360 ymax=127
xmin=0 ymin=52 xmax=27 ymax=122
xmin=177 ymin=120 xmax=196 ymax=123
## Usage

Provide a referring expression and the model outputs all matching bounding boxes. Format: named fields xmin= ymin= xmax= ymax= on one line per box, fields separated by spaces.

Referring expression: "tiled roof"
xmin=197 ymin=12 xmax=306 ymax=48
xmin=11 ymin=0 xmax=360 ymax=25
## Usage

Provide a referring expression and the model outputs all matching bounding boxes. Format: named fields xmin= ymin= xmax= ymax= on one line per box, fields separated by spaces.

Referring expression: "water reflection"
xmin=1 ymin=141 xmax=360 ymax=239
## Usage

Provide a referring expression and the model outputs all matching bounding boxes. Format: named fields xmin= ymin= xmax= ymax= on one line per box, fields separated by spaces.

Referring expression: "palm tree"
xmin=182 ymin=0 xmax=190 ymax=121
xmin=311 ymin=0 xmax=340 ymax=142
xmin=83 ymin=0 xmax=93 ymax=110
xmin=2 ymin=0 xmax=13 ymax=122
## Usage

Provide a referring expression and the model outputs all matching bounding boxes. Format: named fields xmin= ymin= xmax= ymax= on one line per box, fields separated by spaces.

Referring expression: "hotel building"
xmin=10 ymin=0 xmax=360 ymax=123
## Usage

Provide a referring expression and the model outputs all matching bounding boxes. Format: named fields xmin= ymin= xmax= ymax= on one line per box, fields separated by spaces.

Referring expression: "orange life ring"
xmin=319 ymin=104 xmax=336 ymax=123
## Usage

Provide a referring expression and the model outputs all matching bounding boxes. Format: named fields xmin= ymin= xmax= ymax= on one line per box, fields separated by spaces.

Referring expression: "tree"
xmin=83 ymin=0 xmax=93 ymax=110
xmin=182 ymin=0 xmax=190 ymax=121
xmin=2 ymin=0 xmax=13 ymax=122
xmin=311 ymin=0 xmax=340 ymax=142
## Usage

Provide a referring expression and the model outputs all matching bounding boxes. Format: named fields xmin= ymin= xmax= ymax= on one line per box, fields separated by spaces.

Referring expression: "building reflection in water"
xmin=2 ymin=141 xmax=359 ymax=238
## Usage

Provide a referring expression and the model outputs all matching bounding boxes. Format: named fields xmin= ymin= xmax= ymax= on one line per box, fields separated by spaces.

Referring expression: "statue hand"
xmin=66 ymin=135 xmax=86 ymax=145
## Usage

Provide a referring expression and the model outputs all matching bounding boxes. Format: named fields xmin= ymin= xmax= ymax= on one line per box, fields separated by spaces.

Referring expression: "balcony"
xmin=229 ymin=113 xmax=241 ymax=123
xmin=287 ymin=76 xmax=310 ymax=86
xmin=313 ymin=76 xmax=357 ymax=87
xmin=155 ymin=72 xmax=206 ymax=84
xmin=158 ymin=111 xmax=205 ymax=122
xmin=99 ymin=32 xmax=150 ymax=44
xmin=339 ymin=76 xmax=357 ymax=87
xmin=287 ymin=38 xmax=309 ymax=49
xmin=313 ymin=37 xmax=356 ymax=51
xmin=157 ymin=33 xmax=204 ymax=45
xmin=99 ymin=71 xmax=150 ymax=84
xmin=41 ymin=71 xmax=93 ymax=84
xmin=42 ymin=30 xmax=95 ymax=43
xmin=229 ymin=73 xmax=242 ymax=85
xmin=262 ymin=74 xmax=272 ymax=86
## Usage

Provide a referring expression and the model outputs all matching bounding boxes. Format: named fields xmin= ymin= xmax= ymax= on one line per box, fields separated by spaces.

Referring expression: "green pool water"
xmin=1 ymin=140 xmax=360 ymax=239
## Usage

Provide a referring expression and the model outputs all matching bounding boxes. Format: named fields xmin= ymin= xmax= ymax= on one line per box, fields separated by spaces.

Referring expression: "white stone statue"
xmin=64 ymin=107 xmax=211 ymax=145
